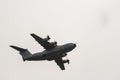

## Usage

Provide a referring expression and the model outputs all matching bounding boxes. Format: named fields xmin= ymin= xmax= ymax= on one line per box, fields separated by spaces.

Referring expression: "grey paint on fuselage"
xmin=26 ymin=43 xmax=76 ymax=61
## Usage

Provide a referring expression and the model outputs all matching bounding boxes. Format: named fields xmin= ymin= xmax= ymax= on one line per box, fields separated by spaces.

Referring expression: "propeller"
xmin=47 ymin=35 xmax=50 ymax=40
xmin=66 ymin=56 xmax=70 ymax=64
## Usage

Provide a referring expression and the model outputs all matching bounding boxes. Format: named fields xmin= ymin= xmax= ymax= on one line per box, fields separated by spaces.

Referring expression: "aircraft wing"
xmin=30 ymin=33 xmax=55 ymax=50
xmin=54 ymin=57 xmax=65 ymax=70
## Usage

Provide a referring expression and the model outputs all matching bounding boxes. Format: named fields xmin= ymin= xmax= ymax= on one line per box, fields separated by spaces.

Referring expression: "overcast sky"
xmin=0 ymin=0 xmax=120 ymax=80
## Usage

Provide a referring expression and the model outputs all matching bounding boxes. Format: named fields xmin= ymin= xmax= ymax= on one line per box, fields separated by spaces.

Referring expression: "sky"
xmin=0 ymin=0 xmax=120 ymax=80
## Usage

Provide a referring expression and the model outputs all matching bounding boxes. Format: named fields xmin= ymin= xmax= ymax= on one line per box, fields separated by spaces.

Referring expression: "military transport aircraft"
xmin=10 ymin=33 xmax=76 ymax=70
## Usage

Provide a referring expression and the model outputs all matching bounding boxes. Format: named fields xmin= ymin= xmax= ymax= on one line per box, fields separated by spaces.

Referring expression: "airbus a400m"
xmin=10 ymin=33 xmax=76 ymax=70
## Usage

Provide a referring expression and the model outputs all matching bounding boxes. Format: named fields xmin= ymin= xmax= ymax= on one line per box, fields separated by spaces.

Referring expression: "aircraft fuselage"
xmin=26 ymin=43 xmax=76 ymax=61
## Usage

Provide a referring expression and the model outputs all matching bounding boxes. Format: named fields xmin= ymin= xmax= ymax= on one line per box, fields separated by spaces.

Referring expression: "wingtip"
xmin=30 ymin=33 xmax=36 ymax=38
xmin=10 ymin=45 xmax=14 ymax=48
xmin=30 ymin=33 xmax=35 ymax=36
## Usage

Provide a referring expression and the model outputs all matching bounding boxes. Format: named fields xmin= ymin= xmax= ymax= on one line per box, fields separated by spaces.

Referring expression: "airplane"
xmin=10 ymin=33 xmax=76 ymax=70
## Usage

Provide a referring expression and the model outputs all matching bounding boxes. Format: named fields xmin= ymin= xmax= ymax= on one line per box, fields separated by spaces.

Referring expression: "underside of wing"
xmin=30 ymin=33 xmax=56 ymax=50
xmin=54 ymin=57 xmax=65 ymax=70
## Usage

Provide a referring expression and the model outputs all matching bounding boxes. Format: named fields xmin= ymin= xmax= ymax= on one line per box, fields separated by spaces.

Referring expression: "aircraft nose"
xmin=73 ymin=43 xmax=76 ymax=48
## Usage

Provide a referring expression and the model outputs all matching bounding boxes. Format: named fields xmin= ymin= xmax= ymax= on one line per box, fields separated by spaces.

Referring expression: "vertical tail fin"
xmin=10 ymin=45 xmax=31 ymax=61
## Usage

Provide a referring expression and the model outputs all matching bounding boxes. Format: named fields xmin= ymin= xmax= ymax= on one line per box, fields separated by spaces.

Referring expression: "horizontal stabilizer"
xmin=10 ymin=45 xmax=26 ymax=52
xmin=10 ymin=45 xmax=31 ymax=61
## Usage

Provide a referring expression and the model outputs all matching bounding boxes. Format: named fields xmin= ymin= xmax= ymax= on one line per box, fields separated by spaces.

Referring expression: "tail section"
xmin=10 ymin=45 xmax=31 ymax=61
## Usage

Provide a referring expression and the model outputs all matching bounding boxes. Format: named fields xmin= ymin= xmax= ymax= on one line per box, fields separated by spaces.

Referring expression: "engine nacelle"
xmin=44 ymin=35 xmax=50 ymax=41
xmin=63 ymin=60 xmax=70 ymax=64
xmin=62 ymin=53 xmax=67 ymax=57
xmin=50 ymin=41 xmax=57 ymax=47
